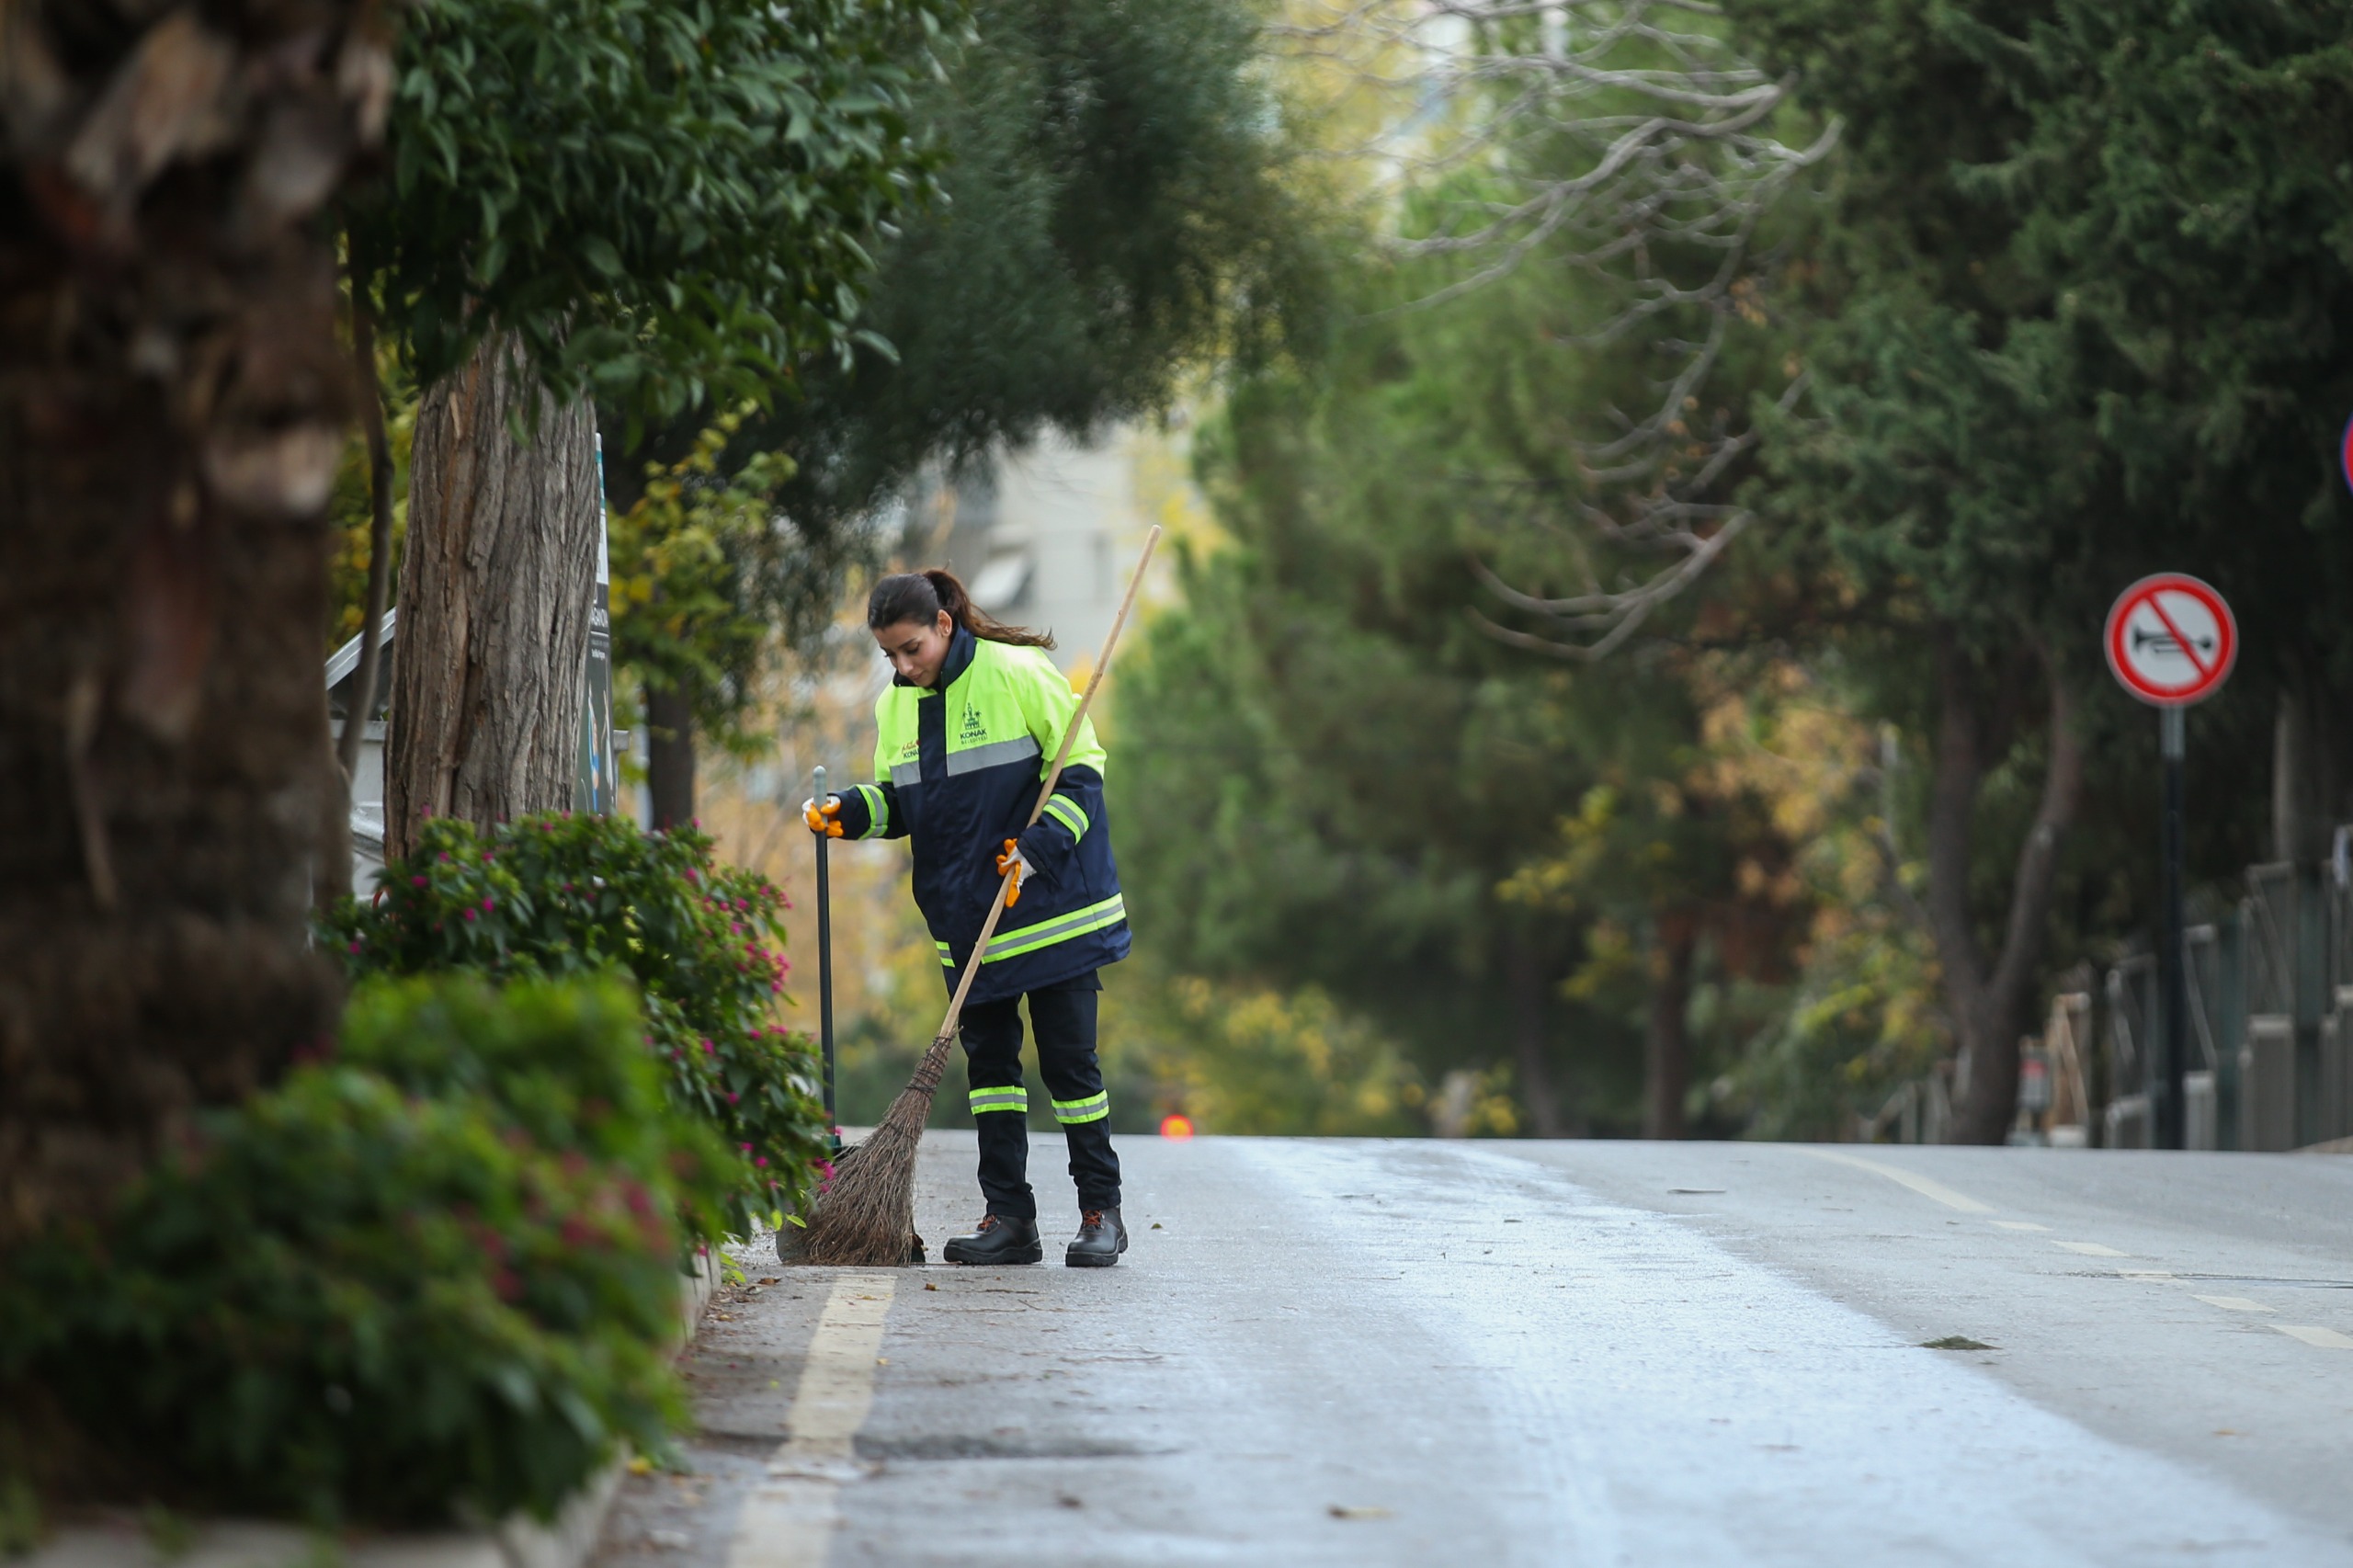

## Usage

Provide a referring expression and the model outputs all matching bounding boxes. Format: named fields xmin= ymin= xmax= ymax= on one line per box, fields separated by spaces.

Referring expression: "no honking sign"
xmin=2104 ymin=574 xmax=2235 ymax=707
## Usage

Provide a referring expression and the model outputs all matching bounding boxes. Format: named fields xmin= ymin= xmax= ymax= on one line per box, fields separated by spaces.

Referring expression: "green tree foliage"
xmin=743 ymin=0 xmax=1322 ymax=519
xmin=1113 ymin=256 xmax=1657 ymax=1133
xmin=600 ymin=0 xmax=1324 ymax=807
xmin=346 ymin=0 xmax=955 ymax=425
xmin=608 ymin=415 xmax=801 ymax=751
xmin=1720 ymin=0 xmax=2353 ymax=1137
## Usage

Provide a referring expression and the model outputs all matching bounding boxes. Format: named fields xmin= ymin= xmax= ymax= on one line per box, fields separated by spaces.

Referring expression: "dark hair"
xmin=866 ymin=568 xmax=1055 ymax=649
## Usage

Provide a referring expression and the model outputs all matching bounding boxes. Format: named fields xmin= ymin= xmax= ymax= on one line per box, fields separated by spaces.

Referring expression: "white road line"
xmin=1990 ymin=1221 xmax=2049 ymax=1232
xmin=726 ymin=1272 xmax=897 ymax=1568
xmin=2053 ymin=1241 xmax=2129 ymax=1257
xmin=2195 ymin=1296 xmax=2275 ymax=1313
xmin=2273 ymin=1324 xmax=2353 ymax=1349
xmin=1791 ymin=1148 xmax=1995 ymax=1213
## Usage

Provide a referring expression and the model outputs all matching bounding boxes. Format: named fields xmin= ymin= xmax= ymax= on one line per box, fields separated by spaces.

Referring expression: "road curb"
xmin=24 ymin=1250 xmax=725 ymax=1568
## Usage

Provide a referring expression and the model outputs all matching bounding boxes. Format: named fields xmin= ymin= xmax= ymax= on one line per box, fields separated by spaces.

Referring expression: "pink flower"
xmin=725 ymin=1091 xmax=738 ymax=1104
xmin=755 ymin=1156 xmax=768 ymax=1168
xmin=700 ymin=1038 xmax=714 ymax=1055
xmin=411 ymin=875 xmax=427 ymax=887
xmin=739 ymin=1142 xmax=753 ymax=1153
xmin=462 ymin=908 xmax=477 ymax=922
xmin=438 ymin=852 xmax=451 ymax=862
xmin=481 ymin=895 xmax=494 ymax=913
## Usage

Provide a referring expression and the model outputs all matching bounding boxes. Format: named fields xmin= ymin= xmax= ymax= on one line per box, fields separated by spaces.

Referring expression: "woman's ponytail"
xmin=867 ymin=567 xmax=1055 ymax=650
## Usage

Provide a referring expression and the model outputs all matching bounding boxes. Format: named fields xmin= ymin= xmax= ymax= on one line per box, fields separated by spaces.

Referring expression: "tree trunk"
xmin=1506 ymin=933 xmax=1564 ymax=1139
xmin=0 ymin=1 xmax=383 ymax=1245
xmin=644 ymin=678 xmax=699 ymax=830
xmin=1927 ymin=631 xmax=2086 ymax=1145
xmin=2272 ymin=684 xmax=2338 ymax=867
xmin=1643 ymin=913 xmax=1697 ymax=1139
xmin=387 ymin=332 xmax=598 ymax=858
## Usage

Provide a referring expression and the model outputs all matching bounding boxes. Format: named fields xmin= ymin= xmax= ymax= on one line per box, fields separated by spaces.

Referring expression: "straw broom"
xmin=800 ymin=525 xmax=1163 ymax=1267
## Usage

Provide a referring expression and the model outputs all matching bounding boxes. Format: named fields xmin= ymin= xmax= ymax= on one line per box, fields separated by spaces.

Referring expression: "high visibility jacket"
xmin=828 ymin=626 xmax=1129 ymax=1005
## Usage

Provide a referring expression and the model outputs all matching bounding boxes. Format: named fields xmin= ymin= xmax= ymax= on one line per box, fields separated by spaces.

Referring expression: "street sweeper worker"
xmin=804 ymin=568 xmax=1131 ymax=1267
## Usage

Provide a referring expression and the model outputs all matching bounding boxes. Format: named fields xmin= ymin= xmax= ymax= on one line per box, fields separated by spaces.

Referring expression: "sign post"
xmin=576 ymin=432 xmax=618 ymax=814
xmin=2104 ymin=574 xmax=2237 ymax=1150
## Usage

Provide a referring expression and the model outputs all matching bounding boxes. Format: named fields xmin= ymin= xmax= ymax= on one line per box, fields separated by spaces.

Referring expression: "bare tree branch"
xmin=1272 ymin=1 xmax=1829 ymax=657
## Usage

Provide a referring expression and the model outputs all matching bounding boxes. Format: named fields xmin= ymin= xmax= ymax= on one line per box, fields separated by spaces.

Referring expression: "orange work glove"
xmin=802 ymin=795 xmax=844 ymax=837
xmin=995 ymin=837 xmax=1031 ymax=906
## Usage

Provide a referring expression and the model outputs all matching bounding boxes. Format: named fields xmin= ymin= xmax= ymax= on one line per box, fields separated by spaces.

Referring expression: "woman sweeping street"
xmin=805 ymin=569 xmax=1131 ymax=1267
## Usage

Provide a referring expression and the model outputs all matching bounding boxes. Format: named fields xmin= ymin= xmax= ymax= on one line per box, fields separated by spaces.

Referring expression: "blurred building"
xmin=923 ymin=428 xmax=1176 ymax=674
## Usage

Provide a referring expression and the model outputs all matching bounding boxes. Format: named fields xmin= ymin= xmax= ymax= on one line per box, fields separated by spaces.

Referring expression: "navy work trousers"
xmin=961 ymin=973 xmax=1121 ymax=1218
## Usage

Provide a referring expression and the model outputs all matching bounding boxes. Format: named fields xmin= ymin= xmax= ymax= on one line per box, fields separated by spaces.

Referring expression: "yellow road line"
xmin=2272 ymin=1324 xmax=2353 ymax=1349
xmin=727 ymin=1272 xmax=898 ymax=1568
xmin=2195 ymin=1296 xmax=2274 ymax=1313
xmin=1792 ymin=1148 xmax=1995 ymax=1213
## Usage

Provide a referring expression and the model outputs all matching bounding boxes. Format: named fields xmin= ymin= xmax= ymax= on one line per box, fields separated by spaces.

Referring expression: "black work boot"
xmin=1065 ymin=1206 xmax=1128 ymax=1267
xmin=942 ymin=1213 xmax=1042 ymax=1266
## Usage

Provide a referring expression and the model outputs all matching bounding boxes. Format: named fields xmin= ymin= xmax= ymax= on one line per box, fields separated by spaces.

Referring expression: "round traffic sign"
xmin=2105 ymin=574 xmax=2235 ymax=707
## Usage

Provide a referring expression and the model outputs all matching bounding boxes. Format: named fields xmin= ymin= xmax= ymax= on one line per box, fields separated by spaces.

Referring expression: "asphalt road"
xmin=592 ymin=1134 xmax=2353 ymax=1567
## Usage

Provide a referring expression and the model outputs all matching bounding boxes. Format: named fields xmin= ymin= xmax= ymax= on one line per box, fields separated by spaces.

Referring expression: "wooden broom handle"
xmin=930 ymin=524 xmax=1162 ymax=1042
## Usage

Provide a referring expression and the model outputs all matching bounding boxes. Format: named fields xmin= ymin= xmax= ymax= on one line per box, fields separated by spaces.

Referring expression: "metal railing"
xmin=2014 ymin=834 xmax=2353 ymax=1152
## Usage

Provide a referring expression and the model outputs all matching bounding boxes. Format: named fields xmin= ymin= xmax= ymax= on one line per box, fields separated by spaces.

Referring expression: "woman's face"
xmin=873 ymin=609 xmax=956 ymax=688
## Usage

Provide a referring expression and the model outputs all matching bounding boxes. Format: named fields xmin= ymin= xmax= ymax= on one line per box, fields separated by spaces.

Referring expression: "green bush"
xmin=0 ymin=978 xmax=697 ymax=1528
xmin=324 ymin=813 xmax=831 ymax=1233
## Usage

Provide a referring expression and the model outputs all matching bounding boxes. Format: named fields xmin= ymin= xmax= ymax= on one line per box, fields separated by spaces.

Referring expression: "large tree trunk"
xmin=0 ymin=1 xmax=384 ymax=1246
xmin=1927 ymin=631 xmax=2086 ymax=1146
xmin=388 ymin=333 xmax=598 ymax=857
xmin=1643 ymin=913 xmax=1697 ymax=1139
xmin=644 ymin=678 xmax=699 ymax=830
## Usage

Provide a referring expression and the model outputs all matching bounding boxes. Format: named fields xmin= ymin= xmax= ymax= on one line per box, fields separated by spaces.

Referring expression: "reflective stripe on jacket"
xmin=829 ymin=626 xmax=1129 ymax=1004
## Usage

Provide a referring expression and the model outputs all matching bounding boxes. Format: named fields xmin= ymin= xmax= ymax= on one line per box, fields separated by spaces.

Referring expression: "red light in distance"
xmin=1159 ymin=1113 xmax=1196 ymax=1142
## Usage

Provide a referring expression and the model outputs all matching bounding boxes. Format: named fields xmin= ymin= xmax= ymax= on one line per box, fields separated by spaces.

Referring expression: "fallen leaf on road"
xmin=1330 ymin=1506 xmax=1392 ymax=1520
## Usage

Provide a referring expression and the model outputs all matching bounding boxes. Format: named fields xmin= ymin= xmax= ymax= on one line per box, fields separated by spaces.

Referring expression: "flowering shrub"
xmin=0 ymin=978 xmax=697 ymax=1528
xmin=324 ymin=812 xmax=830 ymax=1234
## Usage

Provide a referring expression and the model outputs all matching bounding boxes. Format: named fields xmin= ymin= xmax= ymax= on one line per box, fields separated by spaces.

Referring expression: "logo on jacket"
xmin=959 ymin=703 xmax=987 ymax=744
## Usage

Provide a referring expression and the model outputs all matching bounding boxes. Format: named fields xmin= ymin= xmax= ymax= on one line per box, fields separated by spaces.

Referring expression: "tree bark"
xmin=0 ymin=1 xmax=384 ymax=1246
xmin=1927 ymin=631 xmax=2086 ymax=1145
xmin=2271 ymin=684 xmax=2338 ymax=866
xmin=387 ymin=332 xmax=598 ymax=858
xmin=1643 ymin=913 xmax=1697 ymax=1139
xmin=644 ymin=678 xmax=699 ymax=830
xmin=1506 ymin=933 xmax=1563 ymax=1139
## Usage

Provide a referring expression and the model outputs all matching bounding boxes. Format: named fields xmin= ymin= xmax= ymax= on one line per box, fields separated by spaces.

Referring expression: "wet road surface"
xmin=591 ymin=1135 xmax=2353 ymax=1566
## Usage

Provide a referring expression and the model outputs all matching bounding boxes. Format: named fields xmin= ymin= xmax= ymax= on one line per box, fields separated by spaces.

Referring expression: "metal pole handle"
xmin=813 ymin=764 xmax=837 ymax=1149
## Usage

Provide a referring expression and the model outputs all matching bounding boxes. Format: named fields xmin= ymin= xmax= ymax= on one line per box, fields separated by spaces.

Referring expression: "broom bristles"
xmin=799 ymin=1029 xmax=957 ymax=1267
